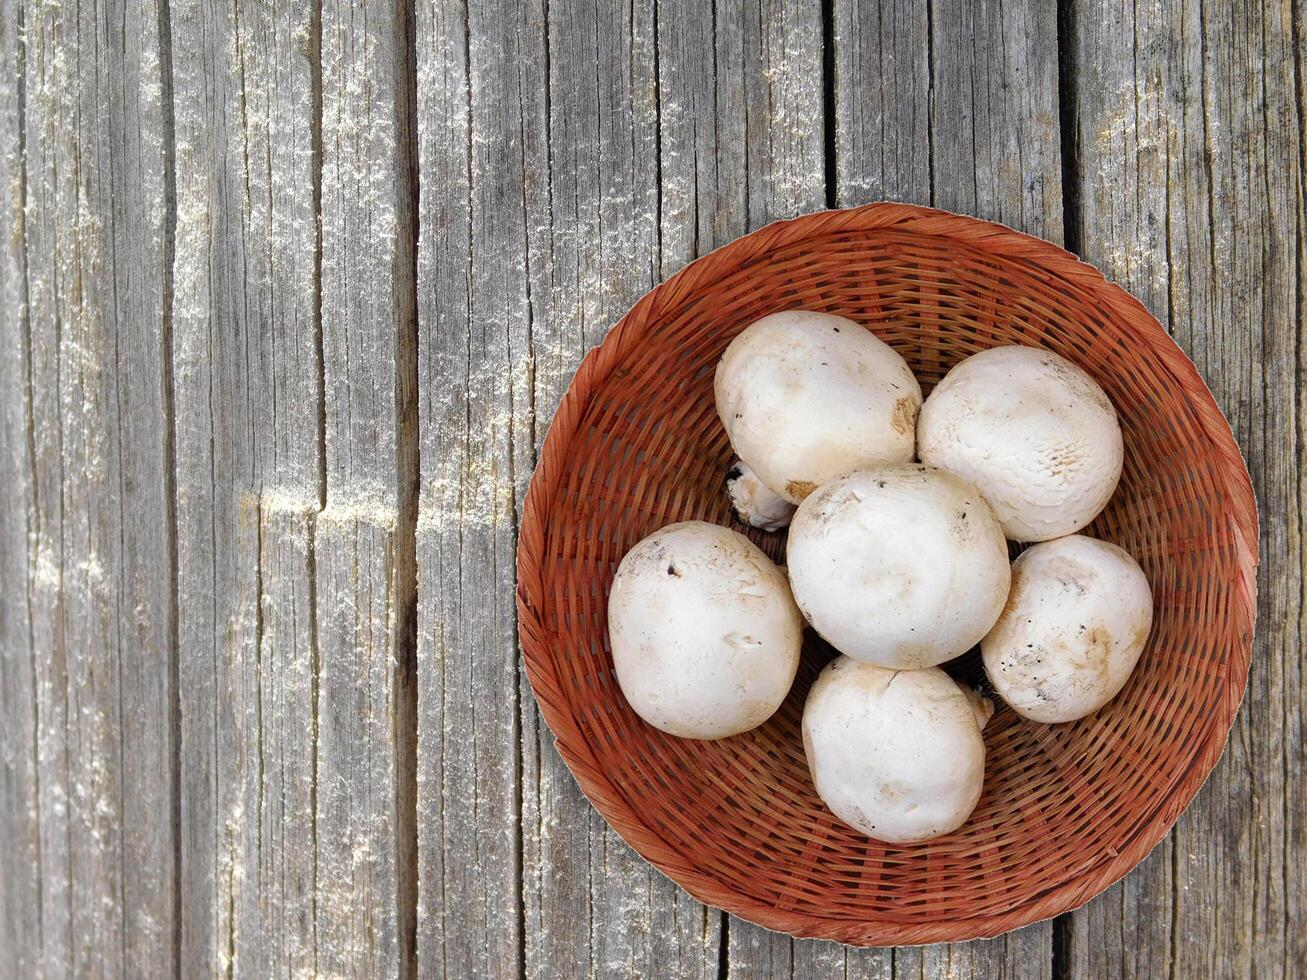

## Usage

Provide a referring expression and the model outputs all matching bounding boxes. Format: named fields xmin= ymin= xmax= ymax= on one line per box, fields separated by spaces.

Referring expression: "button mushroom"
xmin=725 ymin=459 xmax=796 ymax=531
xmin=981 ymin=534 xmax=1153 ymax=723
xmin=608 ymin=521 xmax=804 ymax=740
xmin=715 ymin=310 xmax=921 ymax=504
xmin=802 ymin=657 xmax=991 ymax=842
xmin=786 ymin=464 xmax=1011 ymax=669
xmin=917 ymin=345 xmax=1124 ymax=542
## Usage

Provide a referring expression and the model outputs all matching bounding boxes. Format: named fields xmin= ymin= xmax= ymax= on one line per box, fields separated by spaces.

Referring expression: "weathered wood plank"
xmin=0 ymin=0 xmax=41 ymax=973
xmin=830 ymin=1 xmax=1062 ymax=975
xmin=832 ymin=0 xmax=931 ymax=208
xmin=892 ymin=928 xmax=1054 ymax=980
xmin=413 ymin=0 xmax=533 ymax=975
xmin=170 ymin=0 xmax=324 ymax=974
xmin=18 ymin=0 xmax=177 ymax=973
xmin=18 ymin=2 xmax=71 ymax=964
xmin=663 ymin=0 xmax=828 ymax=265
xmin=929 ymin=0 xmax=1063 ymax=238
xmin=1053 ymin=4 xmax=1177 ymax=974
xmin=1064 ymin=0 xmax=1304 ymax=975
xmin=913 ymin=3 xmax=1062 ymax=972
xmin=728 ymin=926 xmax=893 ymax=980
xmin=316 ymin=0 xmax=419 ymax=974
xmin=824 ymin=13 xmax=927 ymax=974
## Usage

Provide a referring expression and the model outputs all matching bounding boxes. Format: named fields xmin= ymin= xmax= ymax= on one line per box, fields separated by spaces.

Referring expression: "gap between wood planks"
xmin=154 ymin=0 xmax=181 ymax=971
xmin=398 ymin=0 xmax=423 ymax=975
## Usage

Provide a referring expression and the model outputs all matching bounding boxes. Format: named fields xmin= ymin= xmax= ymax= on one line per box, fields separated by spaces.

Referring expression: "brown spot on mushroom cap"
xmin=1043 ymin=446 xmax=1085 ymax=479
xmin=878 ymin=781 xmax=907 ymax=803
xmin=786 ymin=480 xmax=818 ymax=500
xmin=1065 ymin=626 xmax=1115 ymax=682
xmin=1086 ymin=625 xmax=1112 ymax=656
xmin=1129 ymin=618 xmax=1152 ymax=653
xmin=891 ymin=395 xmax=919 ymax=436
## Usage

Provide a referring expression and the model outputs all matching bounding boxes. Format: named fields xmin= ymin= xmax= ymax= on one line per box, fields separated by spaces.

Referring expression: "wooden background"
xmin=0 ymin=0 xmax=1301 ymax=976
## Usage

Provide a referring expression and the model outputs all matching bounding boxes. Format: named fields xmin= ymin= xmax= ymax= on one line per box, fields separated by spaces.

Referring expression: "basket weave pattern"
xmin=517 ymin=203 xmax=1258 ymax=945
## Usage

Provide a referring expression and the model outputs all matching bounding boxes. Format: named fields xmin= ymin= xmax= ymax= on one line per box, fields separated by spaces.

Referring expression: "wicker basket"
xmin=516 ymin=202 xmax=1258 ymax=945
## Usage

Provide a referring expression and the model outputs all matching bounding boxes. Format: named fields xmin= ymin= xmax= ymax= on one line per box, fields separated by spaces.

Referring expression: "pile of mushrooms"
xmin=607 ymin=310 xmax=1153 ymax=843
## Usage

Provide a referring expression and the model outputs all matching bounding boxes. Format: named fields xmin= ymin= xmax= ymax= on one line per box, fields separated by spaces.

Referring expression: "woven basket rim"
xmin=516 ymin=201 xmax=1259 ymax=945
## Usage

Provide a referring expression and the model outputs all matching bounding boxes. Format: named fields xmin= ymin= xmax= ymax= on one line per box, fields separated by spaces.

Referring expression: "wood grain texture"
xmin=169 ymin=0 xmax=324 ymax=973
xmin=413 ymin=0 xmax=533 ymax=974
xmin=1064 ymin=0 xmax=1304 ymax=975
xmin=316 ymin=0 xmax=419 ymax=974
xmin=832 ymin=0 xmax=931 ymax=208
xmin=0 ymin=0 xmax=1302 ymax=976
xmin=0 ymin=0 xmax=40 ymax=973
xmin=929 ymin=0 xmax=1063 ymax=240
xmin=922 ymin=4 xmax=1061 ymax=971
xmin=16 ymin=0 xmax=177 ymax=974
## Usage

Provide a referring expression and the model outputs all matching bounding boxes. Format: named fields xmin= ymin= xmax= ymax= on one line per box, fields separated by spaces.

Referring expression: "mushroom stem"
xmin=960 ymin=685 xmax=995 ymax=731
xmin=725 ymin=460 xmax=796 ymax=531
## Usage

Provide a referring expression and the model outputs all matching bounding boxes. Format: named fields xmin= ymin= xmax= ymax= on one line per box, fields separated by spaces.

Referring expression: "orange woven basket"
xmin=517 ymin=202 xmax=1258 ymax=945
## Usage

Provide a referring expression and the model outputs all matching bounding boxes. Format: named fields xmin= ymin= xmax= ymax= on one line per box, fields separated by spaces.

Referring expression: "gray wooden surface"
xmin=0 ymin=0 xmax=1301 ymax=977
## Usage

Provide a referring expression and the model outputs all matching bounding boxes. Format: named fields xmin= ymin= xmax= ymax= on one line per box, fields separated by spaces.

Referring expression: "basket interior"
xmin=527 ymin=223 xmax=1252 ymax=935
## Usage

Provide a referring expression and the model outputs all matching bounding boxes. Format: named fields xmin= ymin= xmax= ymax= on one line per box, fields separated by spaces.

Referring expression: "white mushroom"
xmin=802 ymin=657 xmax=990 ymax=842
xmin=981 ymin=534 xmax=1153 ymax=723
xmin=786 ymin=464 xmax=1011 ymax=668
xmin=725 ymin=459 xmax=796 ymax=531
xmin=715 ymin=310 xmax=921 ymax=503
xmin=608 ymin=521 xmax=804 ymax=739
xmin=917 ymin=345 xmax=1124 ymax=542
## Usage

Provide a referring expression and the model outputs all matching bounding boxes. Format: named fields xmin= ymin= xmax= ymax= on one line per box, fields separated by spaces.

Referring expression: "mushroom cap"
xmin=715 ymin=310 xmax=921 ymax=503
xmin=802 ymin=657 xmax=987 ymax=842
xmin=786 ymin=464 xmax=1011 ymax=668
xmin=917 ymin=345 xmax=1124 ymax=542
xmin=608 ymin=521 xmax=804 ymax=739
xmin=981 ymin=534 xmax=1153 ymax=723
xmin=725 ymin=459 xmax=796 ymax=531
